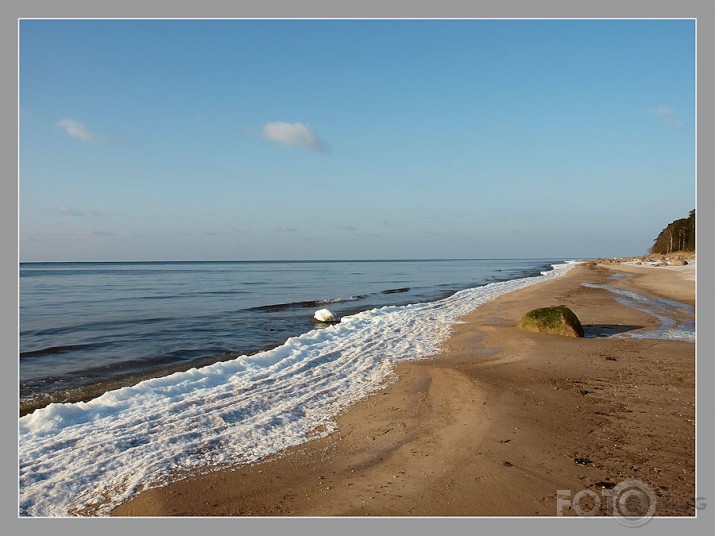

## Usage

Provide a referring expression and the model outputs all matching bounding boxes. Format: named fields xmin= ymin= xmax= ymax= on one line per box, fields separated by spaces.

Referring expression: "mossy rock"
xmin=517 ymin=306 xmax=584 ymax=338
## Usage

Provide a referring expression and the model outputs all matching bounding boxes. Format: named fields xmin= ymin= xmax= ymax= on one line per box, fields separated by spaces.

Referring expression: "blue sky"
xmin=19 ymin=19 xmax=695 ymax=261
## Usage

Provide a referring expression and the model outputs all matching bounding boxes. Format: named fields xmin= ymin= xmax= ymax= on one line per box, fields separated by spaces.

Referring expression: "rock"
xmin=313 ymin=308 xmax=338 ymax=323
xmin=517 ymin=305 xmax=585 ymax=338
xmin=670 ymin=259 xmax=687 ymax=266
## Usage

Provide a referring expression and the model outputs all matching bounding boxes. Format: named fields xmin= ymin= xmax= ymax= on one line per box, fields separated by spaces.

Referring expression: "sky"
xmin=19 ymin=19 xmax=696 ymax=261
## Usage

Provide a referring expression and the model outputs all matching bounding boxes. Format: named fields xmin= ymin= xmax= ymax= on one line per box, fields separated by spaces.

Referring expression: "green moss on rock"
xmin=517 ymin=305 xmax=584 ymax=338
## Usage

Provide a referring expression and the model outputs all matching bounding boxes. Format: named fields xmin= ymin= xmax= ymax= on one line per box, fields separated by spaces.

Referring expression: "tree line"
xmin=650 ymin=209 xmax=695 ymax=254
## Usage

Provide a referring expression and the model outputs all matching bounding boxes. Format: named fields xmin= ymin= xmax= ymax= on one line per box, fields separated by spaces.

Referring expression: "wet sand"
xmin=113 ymin=261 xmax=695 ymax=517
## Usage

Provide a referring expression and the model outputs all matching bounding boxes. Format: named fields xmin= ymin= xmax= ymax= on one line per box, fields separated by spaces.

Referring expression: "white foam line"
xmin=19 ymin=262 xmax=574 ymax=517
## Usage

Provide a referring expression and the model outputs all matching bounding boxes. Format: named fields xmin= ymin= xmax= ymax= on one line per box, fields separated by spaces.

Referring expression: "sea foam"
xmin=19 ymin=262 xmax=574 ymax=516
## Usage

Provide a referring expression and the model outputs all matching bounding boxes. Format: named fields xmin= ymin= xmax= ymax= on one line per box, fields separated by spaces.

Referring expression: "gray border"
xmin=5 ymin=1 xmax=710 ymax=535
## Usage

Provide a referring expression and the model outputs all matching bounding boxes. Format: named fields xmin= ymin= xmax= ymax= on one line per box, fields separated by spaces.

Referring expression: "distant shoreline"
xmin=590 ymin=251 xmax=695 ymax=267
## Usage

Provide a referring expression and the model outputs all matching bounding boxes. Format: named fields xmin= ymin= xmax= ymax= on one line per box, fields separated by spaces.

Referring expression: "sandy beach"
xmin=113 ymin=261 xmax=695 ymax=517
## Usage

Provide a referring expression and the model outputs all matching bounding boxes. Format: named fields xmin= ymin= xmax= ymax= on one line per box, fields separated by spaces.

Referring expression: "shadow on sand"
xmin=583 ymin=324 xmax=643 ymax=338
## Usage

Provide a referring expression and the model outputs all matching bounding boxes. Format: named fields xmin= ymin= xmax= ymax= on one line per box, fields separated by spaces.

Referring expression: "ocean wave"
xmin=20 ymin=344 xmax=100 ymax=360
xmin=381 ymin=287 xmax=410 ymax=294
xmin=246 ymin=295 xmax=366 ymax=313
xmin=21 ymin=316 xmax=172 ymax=339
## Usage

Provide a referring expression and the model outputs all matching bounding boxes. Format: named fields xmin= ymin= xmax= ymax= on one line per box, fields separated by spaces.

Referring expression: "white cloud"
xmin=649 ymin=105 xmax=673 ymax=117
xmin=56 ymin=118 xmax=105 ymax=143
xmin=262 ymin=122 xmax=328 ymax=153
xmin=648 ymin=105 xmax=684 ymax=127
xmin=56 ymin=204 xmax=84 ymax=216
xmin=275 ymin=226 xmax=298 ymax=233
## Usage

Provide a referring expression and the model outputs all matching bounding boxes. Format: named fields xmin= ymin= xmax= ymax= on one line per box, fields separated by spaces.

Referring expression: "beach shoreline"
xmin=112 ymin=260 xmax=695 ymax=517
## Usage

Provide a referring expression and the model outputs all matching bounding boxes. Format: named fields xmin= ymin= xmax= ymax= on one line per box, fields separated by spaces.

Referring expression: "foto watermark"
xmin=557 ymin=479 xmax=706 ymax=527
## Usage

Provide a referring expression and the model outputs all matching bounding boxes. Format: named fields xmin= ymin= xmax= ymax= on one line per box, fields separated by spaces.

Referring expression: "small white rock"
xmin=313 ymin=308 xmax=337 ymax=323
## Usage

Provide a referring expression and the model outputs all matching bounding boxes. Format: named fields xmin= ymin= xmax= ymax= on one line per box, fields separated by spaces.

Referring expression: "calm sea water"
xmin=19 ymin=259 xmax=558 ymax=413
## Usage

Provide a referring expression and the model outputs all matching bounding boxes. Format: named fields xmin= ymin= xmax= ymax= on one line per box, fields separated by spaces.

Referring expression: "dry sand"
xmin=113 ymin=262 xmax=695 ymax=517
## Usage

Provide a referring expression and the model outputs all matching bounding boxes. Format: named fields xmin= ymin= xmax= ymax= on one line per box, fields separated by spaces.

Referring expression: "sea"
xmin=19 ymin=258 xmax=574 ymax=516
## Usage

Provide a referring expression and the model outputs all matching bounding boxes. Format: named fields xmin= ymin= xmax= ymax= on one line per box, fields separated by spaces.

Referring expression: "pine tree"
xmin=651 ymin=209 xmax=696 ymax=254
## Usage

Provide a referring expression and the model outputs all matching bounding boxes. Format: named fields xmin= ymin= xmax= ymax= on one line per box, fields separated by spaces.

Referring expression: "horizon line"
xmin=18 ymin=256 xmax=581 ymax=264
